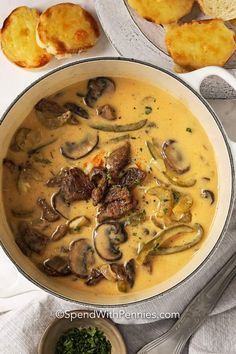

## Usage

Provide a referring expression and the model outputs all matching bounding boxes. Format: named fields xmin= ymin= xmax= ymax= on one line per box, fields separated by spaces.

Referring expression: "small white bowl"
xmin=38 ymin=309 xmax=127 ymax=354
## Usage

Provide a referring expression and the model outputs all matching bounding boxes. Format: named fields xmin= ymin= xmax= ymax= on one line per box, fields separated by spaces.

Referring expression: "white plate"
xmin=95 ymin=0 xmax=236 ymax=99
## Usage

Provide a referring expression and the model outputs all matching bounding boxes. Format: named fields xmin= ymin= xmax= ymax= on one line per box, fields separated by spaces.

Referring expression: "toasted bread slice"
xmin=36 ymin=3 xmax=100 ymax=58
xmin=165 ymin=20 xmax=236 ymax=70
xmin=0 ymin=6 xmax=51 ymax=69
xmin=230 ymin=18 xmax=236 ymax=26
xmin=198 ymin=0 xmax=236 ymax=21
xmin=127 ymin=0 xmax=194 ymax=25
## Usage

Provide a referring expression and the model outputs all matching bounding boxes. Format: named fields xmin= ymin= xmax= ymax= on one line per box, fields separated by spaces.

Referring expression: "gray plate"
xmin=95 ymin=0 xmax=236 ymax=99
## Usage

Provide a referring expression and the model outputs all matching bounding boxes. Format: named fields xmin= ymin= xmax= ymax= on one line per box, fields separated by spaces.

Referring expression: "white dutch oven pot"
xmin=0 ymin=58 xmax=235 ymax=306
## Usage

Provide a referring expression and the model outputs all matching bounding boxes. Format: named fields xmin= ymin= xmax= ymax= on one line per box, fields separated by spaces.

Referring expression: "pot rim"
xmin=0 ymin=57 xmax=235 ymax=308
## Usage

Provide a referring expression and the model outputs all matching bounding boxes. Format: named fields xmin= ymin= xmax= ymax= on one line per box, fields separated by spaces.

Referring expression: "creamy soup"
xmin=2 ymin=77 xmax=218 ymax=296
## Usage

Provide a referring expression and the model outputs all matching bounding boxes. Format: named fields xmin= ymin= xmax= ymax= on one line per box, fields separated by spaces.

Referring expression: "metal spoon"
xmin=137 ymin=252 xmax=236 ymax=354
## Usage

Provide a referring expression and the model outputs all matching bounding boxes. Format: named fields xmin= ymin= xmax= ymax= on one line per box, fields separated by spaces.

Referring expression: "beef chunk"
xmin=120 ymin=167 xmax=147 ymax=189
xmin=106 ymin=142 xmax=130 ymax=180
xmin=104 ymin=186 xmax=131 ymax=203
xmin=97 ymin=186 xmax=137 ymax=222
xmin=16 ymin=221 xmax=48 ymax=255
xmin=37 ymin=197 xmax=60 ymax=222
xmin=90 ymin=167 xmax=108 ymax=206
xmin=46 ymin=168 xmax=69 ymax=187
xmin=60 ymin=168 xmax=94 ymax=204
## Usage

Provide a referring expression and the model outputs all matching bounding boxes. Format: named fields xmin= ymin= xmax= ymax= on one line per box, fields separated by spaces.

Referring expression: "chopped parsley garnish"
xmin=145 ymin=106 xmax=152 ymax=115
xmin=186 ymin=127 xmax=192 ymax=133
xmin=55 ymin=327 xmax=112 ymax=354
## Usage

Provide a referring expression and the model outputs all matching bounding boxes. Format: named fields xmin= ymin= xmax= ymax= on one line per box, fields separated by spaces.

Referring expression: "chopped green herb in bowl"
xmin=55 ymin=327 xmax=112 ymax=354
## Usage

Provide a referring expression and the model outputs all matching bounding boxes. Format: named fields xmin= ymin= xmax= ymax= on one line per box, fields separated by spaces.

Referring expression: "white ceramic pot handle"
xmin=179 ymin=66 xmax=236 ymax=93
xmin=180 ymin=66 xmax=236 ymax=165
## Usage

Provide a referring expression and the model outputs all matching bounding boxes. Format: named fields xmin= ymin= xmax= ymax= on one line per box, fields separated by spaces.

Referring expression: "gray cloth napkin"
xmin=0 ymin=277 xmax=235 ymax=354
xmin=0 ymin=201 xmax=235 ymax=354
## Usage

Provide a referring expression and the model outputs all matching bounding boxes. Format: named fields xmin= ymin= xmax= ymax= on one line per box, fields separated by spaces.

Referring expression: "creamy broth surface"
xmin=2 ymin=77 xmax=218 ymax=296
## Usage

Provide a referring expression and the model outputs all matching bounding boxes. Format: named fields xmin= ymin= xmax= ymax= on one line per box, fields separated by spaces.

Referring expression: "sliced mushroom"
xmin=11 ymin=128 xmax=41 ymax=152
xmin=41 ymin=256 xmax=71 ymax=276
xmin=60 ymin=133 xmax=99 ymax=160
xmin=97 ymin=104 xmax=117 ymax=120
xmin=51 ymin=224 xmax=68 ymax=241
xmin=85 ymin=268 xmax=104 ymax=286
xmin=35 ymin=98 xmax=72 ymax=129
xmin=69 ymin=239 xmax=95 ymax=278
xmin=17 ymin=163 xmax=43 ymax=193
xmin=16 ymin=221 xmax=48 ymax=255
xmin=37 ymin=197 xmax=60 ymax=222
xmin=178 ymin=211 xmax=192 ymax=223
xmin=51 ymin=191 xmax=70 ymax=220
xmin=67 ymin=216 xmax=90 ymax=233
xmin=99 ymin=264 xmax=117 ymax=281
xmin=93 ymin=222 xmax=127 ymax=261
xmin=163 ymin=170 xmax=196 ymax=188
xmin=125 ymin=258 xmax=136 ymax=288
xmin=84 ymin=77 xmax=116 ymax=108
xmin=64 ymin=102 xmax=89 ymax=119
xmin=3 ymin=158 xmax=19 ymax=174
xmin=162 ymin=140 xmax=190 ymax=175
xmin=46 ymin=168 xmax=69 ymax=188
xmin=110 ymin=263 xmax=129 ymax=293
xmin=200 ymin=189 xmax=215 ymax=205
xmin=146 ymin=141 xmax=166 ymax=172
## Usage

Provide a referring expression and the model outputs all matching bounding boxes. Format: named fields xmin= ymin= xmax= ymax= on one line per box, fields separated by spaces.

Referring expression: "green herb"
xmin=163 ymin=208 xmax=169 ymax=214
xmin=145 ymin=106 xmax=152 ymax=115
xmin=33 ymin=157 xmax=51 ymax=165
xmin=172 ymin=190 xmax=181 ymax=204
xmin=106 ymin=173 xmax=112 ymax=181
xmin=55 ymin=327 xmax=112 ymax=354
xmin=134 ymin=178 xmax=141 ymax=185
xmin=122 ymin=209 xmax=146 ymax=226
xmin=186 ymin=127 xmax=192 ymax=133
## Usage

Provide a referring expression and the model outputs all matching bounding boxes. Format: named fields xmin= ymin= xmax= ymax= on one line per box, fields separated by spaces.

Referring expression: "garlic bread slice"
xmin=127 ymin=0 xmax=194 ymax=25
xmin=1 ymin=6 xmax=51 ymax=69
xmin=36 ymin=3 xmax=100 ymax=58
xmin=165 ymin=20 xmax=236 ymax=70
